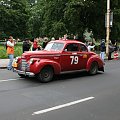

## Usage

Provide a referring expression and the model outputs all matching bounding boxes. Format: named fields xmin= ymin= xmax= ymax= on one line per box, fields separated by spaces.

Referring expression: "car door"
xmin=78 ymin=44 xmax=89 ymax=69
xmin=60 ymin=43 xmax=80 ymax=71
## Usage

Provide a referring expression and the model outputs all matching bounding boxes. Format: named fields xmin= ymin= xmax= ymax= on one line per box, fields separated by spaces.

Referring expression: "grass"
xmin=0 ymin=44 xmax=22 ymax=59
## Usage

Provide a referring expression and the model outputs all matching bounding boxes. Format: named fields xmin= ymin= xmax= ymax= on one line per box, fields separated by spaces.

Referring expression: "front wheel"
xmin=89 ymin=61 xmax=98 ymax=75
xmin=36 ymin=66 xmax=54 ymax=83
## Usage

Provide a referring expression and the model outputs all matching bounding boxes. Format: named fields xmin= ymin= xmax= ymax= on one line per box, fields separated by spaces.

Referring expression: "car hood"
xmin=22 ymin=50 xmax=61 ymax=59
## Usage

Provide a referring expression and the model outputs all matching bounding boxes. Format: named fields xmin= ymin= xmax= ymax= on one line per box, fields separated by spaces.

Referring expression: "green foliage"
xmin=0 ymin=46 xmax=7 ymax=59
xmin=0 ymin=0 xmax=30 ymax=39
xmin=0 ymin=0 xmax=120 ymax=41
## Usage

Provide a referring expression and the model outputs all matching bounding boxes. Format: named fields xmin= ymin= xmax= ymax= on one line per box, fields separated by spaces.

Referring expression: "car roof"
xmin=50 ymin=39 xmax=85 ymax=45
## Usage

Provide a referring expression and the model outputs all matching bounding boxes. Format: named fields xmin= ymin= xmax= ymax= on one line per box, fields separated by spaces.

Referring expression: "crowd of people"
xmin=4 ymin=34 xmax=119 ymax=70
xmin=22 ymin=37 xmax=51 ymax=53
xmin=5 ymin=36 xmax=50 ymax=70
xmin=86 ymin=39 xmax=119 ymax=62
xmin=99 ymin=39 xmax=119 ymax=61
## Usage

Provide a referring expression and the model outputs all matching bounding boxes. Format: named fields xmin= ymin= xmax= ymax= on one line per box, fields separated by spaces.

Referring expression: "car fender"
xmin=30 ymin=59 xmax=61 ymax=74
xmin=86 ymin=55 xmax=104 ymax=71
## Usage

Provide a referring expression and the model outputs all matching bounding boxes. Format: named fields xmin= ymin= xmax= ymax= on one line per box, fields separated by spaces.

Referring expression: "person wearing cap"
xmin=42 ymin=37 xmax=49 ymax=49
xmin=6 ymin=36 xmax=15 ymax=70
xmin=100 ymin=39 xmax=106 ymax=61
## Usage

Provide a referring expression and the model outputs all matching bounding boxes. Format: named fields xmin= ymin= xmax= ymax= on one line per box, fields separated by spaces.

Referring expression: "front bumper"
xmin=14 ymin=69 xmax=35 ymax=76
xmin=13 ymin=59 xmax=35 ymax=76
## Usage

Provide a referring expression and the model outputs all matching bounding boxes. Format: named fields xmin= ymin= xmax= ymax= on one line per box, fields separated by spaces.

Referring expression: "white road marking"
xmin=0 ymin=78 xmax=23 ymax=83
xmin=32 ymin=96 xmax=94 ymax=115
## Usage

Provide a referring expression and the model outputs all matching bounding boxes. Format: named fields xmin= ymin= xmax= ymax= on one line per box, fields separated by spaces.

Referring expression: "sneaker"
xmin=7 ymin=68 xmax=13 ymax=70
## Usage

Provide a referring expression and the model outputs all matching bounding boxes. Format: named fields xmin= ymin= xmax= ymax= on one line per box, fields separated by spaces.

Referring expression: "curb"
xmin=0 ymin=65 xmax=7 ymax=69
xmin=0 ymin=67 xmax=7 ymax=69
xmin=0 ymin=59 xmax=9 ymax=69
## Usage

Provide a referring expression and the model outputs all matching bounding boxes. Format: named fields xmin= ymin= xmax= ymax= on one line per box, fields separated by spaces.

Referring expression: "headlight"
xmin=29 ymin=58 xmax=34 ymax=64
xmin=14 ymin=56 xmax=21 ymax=62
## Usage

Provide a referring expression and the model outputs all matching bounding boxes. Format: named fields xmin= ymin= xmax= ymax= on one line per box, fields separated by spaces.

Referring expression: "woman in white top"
xmin=87 ymin=42 xmax=95 ymax=51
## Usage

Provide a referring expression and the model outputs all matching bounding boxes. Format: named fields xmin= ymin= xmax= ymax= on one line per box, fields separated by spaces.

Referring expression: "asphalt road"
xmin=0 ymin=60 xmax=120 ymax=120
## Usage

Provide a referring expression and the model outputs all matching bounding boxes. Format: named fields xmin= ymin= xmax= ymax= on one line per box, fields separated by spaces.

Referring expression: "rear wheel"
xmin=89 ymin=61 xmax=98 ymax=75
xmin=36 ymin=66 xmax=54 ymax=83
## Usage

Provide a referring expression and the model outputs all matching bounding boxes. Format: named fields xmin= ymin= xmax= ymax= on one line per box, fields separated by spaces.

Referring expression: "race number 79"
xmin=70 ymin=56 xmax=78 ymax=64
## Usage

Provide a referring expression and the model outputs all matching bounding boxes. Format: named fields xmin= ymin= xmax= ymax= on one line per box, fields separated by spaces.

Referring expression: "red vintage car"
xmin=13 ymin=39 xmax=104 ymax=82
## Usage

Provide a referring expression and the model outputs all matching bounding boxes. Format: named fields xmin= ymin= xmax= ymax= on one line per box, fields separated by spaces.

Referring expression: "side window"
xmin=80 ymin=44 xmax=88 ymax=52
xmin=65 ymin=43 xmax=79 ymax=52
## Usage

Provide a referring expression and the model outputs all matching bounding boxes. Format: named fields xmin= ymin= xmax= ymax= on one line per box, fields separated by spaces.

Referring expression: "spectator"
xmin=6 ymin=36 xmax=15 ymax=70
xmin=22 ymin=38 xmax=31 ymax=53
xmin=108 ymin=42 xmax=114 ymax=60
xmin=32 ymin=38 xmax=40 ymax=51
xmin=87 ymin=42 xmax=95 ymax=52
xmin=42 ymin=37 xmax=48 ymax=49
xmin=63 ymin=34 xmax=68 ymax=40
xmin=74 ymin=34 xmax=79 ymax=40
xmin=100 ymin=39 xmax=106 ymax=61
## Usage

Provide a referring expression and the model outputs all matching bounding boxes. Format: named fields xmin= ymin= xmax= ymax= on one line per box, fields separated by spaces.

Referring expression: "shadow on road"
xmin=22 ymin=71 xmax=104 ymax=84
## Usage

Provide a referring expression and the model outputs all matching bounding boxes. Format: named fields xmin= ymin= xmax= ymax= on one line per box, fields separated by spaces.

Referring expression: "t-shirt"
xmin=87 ymin=45 xmax=95 ymax=51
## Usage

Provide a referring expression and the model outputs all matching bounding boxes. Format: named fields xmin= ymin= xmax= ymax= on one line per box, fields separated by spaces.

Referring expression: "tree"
xmin=28 ymin=0 xmax=68 ymax=38
xmin=1 ymin=0 xmax=120 ymax=41
xmin=110 ymin=0 xmax=120 ymax=41
xmin=0 ymin=0 xmax=30 ymax=39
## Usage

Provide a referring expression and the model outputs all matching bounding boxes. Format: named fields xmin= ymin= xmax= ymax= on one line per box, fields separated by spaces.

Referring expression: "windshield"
xmin=44 ymin=42 xmax=64 ymax=51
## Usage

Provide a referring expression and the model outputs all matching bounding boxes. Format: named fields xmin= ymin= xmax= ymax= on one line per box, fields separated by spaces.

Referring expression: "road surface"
xmin=0 ymin=60 xmax=120 ymax=120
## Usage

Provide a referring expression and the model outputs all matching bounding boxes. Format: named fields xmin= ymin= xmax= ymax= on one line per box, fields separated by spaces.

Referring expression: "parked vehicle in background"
xmin=12 ymin=39 xmax=104 ymax=83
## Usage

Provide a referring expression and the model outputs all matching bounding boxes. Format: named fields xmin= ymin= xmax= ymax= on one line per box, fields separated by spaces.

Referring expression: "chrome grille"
xmin=21 ymin=59 xmax=27 ymax=70
xmin=19 ymin=59 xmax=30 ymax=71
